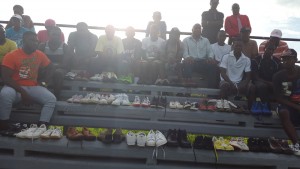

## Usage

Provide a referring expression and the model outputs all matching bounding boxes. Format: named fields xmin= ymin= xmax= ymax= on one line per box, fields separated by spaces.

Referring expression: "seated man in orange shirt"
xmin=0 ymin=31 xmax=56 ymax=131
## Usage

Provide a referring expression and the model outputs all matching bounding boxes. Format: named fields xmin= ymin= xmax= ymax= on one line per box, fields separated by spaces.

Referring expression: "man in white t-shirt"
xmin=219 ymin=38 xmax=255 ymax=109
xmin=140 ymin=24 xmax=165 ymax=84
xmin=211 ymin=30 xmax=231 ymax=64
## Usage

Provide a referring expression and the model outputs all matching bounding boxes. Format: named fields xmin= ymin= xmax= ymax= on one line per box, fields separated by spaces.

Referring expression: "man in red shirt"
xmin=37 ymin=19 xmax=65 ymax=43
xmin=225 ymin=3 xmax=251 ymax=45
xmin=0 ymin=31 xmax=56 ymax=130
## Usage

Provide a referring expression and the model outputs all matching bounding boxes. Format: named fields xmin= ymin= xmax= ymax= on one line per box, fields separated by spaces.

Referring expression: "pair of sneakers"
xmin=132 ymin=96 xmax=150 ymax=107
xmin=40 ymin=128 xmax=63 ymax=139
xmin=146 ymin=130 xmax=167 ymax=147
xmin=251 ymin=101 xmax=271 ymax=115
xmin=111 ymin=94 xmax=131 ymax=106
xmin=16 ymin=124 xmax=47 ymax=139
xmin=169 ymin=101 xmax=184 ymax=109
xmin=126 ymin=131 xmax=147 ymax=146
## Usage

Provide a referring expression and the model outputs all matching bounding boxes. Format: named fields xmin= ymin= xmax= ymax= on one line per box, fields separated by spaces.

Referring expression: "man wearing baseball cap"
xmin=273 ymin=48 xmax=300 ymax=156
xmin=5 ymin=14 xmax=29 ymax=48
xmin=258 ymin=29 xmax=289 ymax=59
xmin=37 ymin=19 xmax=65 ymax=43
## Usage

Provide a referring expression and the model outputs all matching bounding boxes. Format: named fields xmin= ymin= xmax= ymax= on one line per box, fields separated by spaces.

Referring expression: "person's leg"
xmin=52 ymin=68 xmax=66 ymax=100
xmin=182 ymin=61 xmax=192 ymax=79
xmin=254 ymin=81 xmax=269 ymax=103
xmin=25 ymin=86 xmax=56 ymax=124
xmin=219 ymin=81 xmax=231 ymax=99
xmin=278 ymin=107 xmax=299 ymax=144
xmin=199 ymin=62 xmax=219 ymax=88
xmin=0 ymin=86 xmax=21 ymax=129
xmin=239 ymin=81 xmax=256 ymax=109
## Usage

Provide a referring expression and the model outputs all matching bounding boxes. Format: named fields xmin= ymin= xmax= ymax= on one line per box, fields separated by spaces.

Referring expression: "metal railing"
xmin=1 ymin=21 xmax=300 ymax=42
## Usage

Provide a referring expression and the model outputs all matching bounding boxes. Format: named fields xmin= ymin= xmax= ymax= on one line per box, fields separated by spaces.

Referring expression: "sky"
xmin=1 ymin=0 xmax=300 ymax=54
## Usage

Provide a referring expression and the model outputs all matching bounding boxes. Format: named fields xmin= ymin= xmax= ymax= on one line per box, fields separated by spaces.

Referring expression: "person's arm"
xmin=220 ymin=67 xmax=234 ymax=85
xmin=160 ymin=21 xmax=167 ymax=40
xmin=224 ymin=16 xmax=236 ymax=37
xmin=2 ymin=66 xmax=33 ymax=104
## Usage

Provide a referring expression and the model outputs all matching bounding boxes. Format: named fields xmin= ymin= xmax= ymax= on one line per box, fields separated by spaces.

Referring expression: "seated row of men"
xmin=0 ymin=29 xmax=300 ymax=155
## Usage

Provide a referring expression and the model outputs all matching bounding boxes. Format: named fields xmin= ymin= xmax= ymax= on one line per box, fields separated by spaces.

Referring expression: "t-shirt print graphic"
xmin=19 ymin=65 xmax=31 ymax=79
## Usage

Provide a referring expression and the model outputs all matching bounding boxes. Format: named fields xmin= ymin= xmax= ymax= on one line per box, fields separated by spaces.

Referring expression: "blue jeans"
xmin=0 ymin=85 xmax=56 ymax=123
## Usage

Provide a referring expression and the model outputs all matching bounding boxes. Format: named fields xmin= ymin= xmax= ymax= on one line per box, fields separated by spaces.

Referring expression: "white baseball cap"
xmin=270 ymin=29 xmax=282 ymax=38
xmin=12 ymin=14 xmax=23 ymax=21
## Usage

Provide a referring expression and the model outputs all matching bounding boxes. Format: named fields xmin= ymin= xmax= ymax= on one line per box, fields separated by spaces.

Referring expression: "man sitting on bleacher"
xmin=0 ymin=31 xmax=56 ymax=130
xmin=219 ymin=38 xmax=255 ymax=109
xmin=273 ymin=49 xmax=300 ymax=156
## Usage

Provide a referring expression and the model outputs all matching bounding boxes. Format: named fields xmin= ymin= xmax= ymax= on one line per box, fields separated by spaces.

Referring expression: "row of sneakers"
xmin=15 ymin=124 xmax=62 ymax=139
xmin=248 ymin=137 xmax=299 ymax=155
xmin=66 ymin=128 xmax=125 ymax=143
xmin=67 ymin=93 xmax=131 ymax=106
xmin=126 ymin=130 xmax=167 ymax=147
xmin=90 ymin=72 xmax=118 ymax=83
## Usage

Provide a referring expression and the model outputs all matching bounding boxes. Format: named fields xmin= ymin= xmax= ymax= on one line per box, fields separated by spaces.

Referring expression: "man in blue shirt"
xmin=5 ymin=14 xmax=29 ymax=48
xmin=182 ymin=23 xmax=218 ymax=88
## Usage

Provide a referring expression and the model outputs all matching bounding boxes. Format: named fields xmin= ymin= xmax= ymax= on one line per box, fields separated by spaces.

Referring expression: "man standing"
xmin=201 ymin=0 xmax=224 ymax=44
xmin=5 ymin=5 xmax=35 ymax=32
xmin=240 ymin=27 xmax=258 ymax=59
xmin=182 ymin=23 xmax=217 ymax=88
xmin=259 ymin=29 xmax=289 ymax=59
xmin=68 ymin=22 xmax=98 ymax=70
xmin=273 ymin=49 xmax=300 ymax=156
xmin=146 ymin=11 xmax=167 ymax=40
xmin=219 ymin=38 xmax=255 ymax=109
xmin=0 ymin=31 xmax=56 ymax=130
xmin=225 ymin=3 xmax=251 ymax=45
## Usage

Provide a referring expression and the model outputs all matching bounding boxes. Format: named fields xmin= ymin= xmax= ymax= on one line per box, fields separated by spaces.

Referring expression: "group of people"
xmin=0 ymin=1 xmax=300 ymax=155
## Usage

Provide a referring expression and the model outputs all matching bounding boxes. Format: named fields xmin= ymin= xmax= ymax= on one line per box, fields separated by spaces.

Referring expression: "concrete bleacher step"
xmin=0 ymin=136 xmax=298 ymax=169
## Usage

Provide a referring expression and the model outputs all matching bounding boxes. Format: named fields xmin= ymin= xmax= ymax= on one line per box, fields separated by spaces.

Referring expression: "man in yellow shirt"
xmin=92 ymin=25 xmax=124 ymax=75
xmin=0 ymin=25 xmax=17 ymax=78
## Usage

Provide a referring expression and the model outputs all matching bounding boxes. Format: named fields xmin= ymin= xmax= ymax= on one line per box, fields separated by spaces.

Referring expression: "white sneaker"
xmin=146 ymin=130 xmax=156 ymax=146
xmin=229 ymin=137 xmax=249 ymax=151
xmin=216 ymin=99 xmax=224 ymax=110
xmin=169 ymin=101 xmax=176 ymax=109
xmin=106 ymin=94 xmax=116 ymax=104
xmin=112 ymin=95 xmax=122 ymax=106
xmin=155 ymin=130 xmax=167 ymax=147
xmin=121 ymin=94 xmax=131 ymax=106
xmin=16 ymin=124 xmax=38 ymax=138
xmin=27 ymin=124 xmax=47 ymax=139
xmin=223 ymin=100 xmax=231 ymax=110
xmin=40 ymin=128 xmax=53 ymax=139
xmin=50 ymin=128 xmax=63 ymax=139
xmin=175 ymin=101 xmax=184 ymax=109
xmin=290 ymin=143 xmax=300 ymax=156
xmin=99 ymin=94 xmax=108 ymax=105
xmin=126 ymin=131 xmax=136 ymax=146
xmin=141 ymin=97 xmax=150 ymax=107
xmin=136 ymin=132 xmax=147 ymax=147
xmin=132 ymin=96 xmax=141 ymax=107
xmin=90 ymin=74 xmax=100 ymax=81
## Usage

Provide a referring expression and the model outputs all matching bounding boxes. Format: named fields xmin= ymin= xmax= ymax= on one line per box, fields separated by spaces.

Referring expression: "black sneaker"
xmin=166 ymin=129 xmax=179 ymax=147
xmin=183 ymin=101 xmax=191 ymax=109
xmin=177 ymin=129 xmax=191 ymax=148
xmin=268 ymin=137 xmax=283 ymax=153
xmin=193 ymin=136 xmax=204 ymax=149
xmin=150 ymin=97 xmax=158 ymax=108
xmin=157 ymin=96 xmax=167 ymax=109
